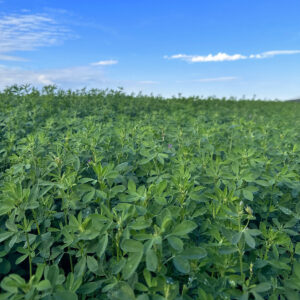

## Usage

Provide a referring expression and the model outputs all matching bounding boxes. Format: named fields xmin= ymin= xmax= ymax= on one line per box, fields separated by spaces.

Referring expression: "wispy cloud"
xmin=249 ymin=50 xmax=300 ymax=59
xmin=91 ymin=60 xmax=118 ymax=66
xmin=0 ymin=64 xmax=108 ymax=88
xmin=193 ymin=76 xmax=237 ymax=82
xmin=0 ymin=54 xmax=27 ymax=61
xmin=0 ymin=64 xmax=158 ymax=92
xmin=165 ymin=50 xmax=300 ymax=63
xmin=138 ymin=80 xmax=159 ymax=84
xmin=0 ymin=12 xmax=73 ymax=61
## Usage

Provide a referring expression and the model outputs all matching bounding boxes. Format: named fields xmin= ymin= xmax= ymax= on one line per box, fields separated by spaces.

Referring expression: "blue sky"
xmin=0 ymin=0 xmax=300 ymax=99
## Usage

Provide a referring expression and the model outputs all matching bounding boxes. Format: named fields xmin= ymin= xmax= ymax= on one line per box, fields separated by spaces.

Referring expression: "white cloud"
xmin=0 ymin=13 xmax=72 ymax=61
xmin=165 ymin=50 xmax=300 ymax=63
xmin=193 ymin=76 xmax=237 ymax=82
xmin=37 ymin=74 xmax=54 ymax=85
xmin=165 ymin=53 xmax=246 ymax=62
xmin=91 ymin=60 xmax=118 ymax=66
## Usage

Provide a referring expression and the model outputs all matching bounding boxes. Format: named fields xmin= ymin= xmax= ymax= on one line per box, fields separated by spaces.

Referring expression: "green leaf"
xmin=123 ymin=194 xmax=140 ymax=202
xmin=251 ymin=292 xmax=264 ymax=300
xmin=122 ymin=251 xmax=143 ymax=280
xmin=0 ymin=259 xmax=11 ymax=275
xmin=244 ymin=230 xmax=256 ymax=248
xmin=284 ymin=290 xmax=300 ymax=300
xmin=284 ymin=277 xmax=300 ymax=290
xmin=161 ymin=216 xmax=172 ymax=233
xmin=157 ymin=180 xmax=167 ymax=194
xmin=173 ymin=256 xmax=190 ymax=274
xmin=232 ymin=232 xmax=242 ymax=245
xmin=87 ymin=256 xmax=98 ymax=273
xmin=139 ymin=156 xmax=154 ymax=165
xmin=181 ymin=247 xmax=207 ymax=260
xmin=219 ymin=246 xmax=238 ymax=255
xmin=272 ymin=244 xmax=279 ymax=260
xmin=45 ymin=265 xmax=59 ymax=285
xmin=0 ymin=232 xmax=14 ymax=243
xmin=36 ymin=279 xmax=51 ymax=291
xmin=102 ymin=282 xmax=118 ymax=293
xmin=128 ymin=179 xmax=136 ymax=194
xmin=232 ymin=163 xmax=239 ymax=175
xmin=16 ymin=254 xmax=29 ymax=265
xmin=78 ymin=178 xmax=95 ymax=184
xmin=240 ymin=292 xmax=249 ymax=300
xmin=245 ymin=186 xmax=259 ymax=193
xmin=35 ymin=264 xmax=45 ymax=282
xmin=111 ymin=258 xmax=126 ymax=275
xmin=83 ymin=190 xmax=95 ymax=203
xmin=53 ymin=291 xmax=78 ymax=300
xmin=121 ymin=239 xmax=143 ymax=253
xmin=157 ymin=153 xmax=165 ymax=165
xmin=137 ymin=294 xmax=150 ymax=300
xmin=137 ymin=185 xmax=145 ymax=196
xmin=279 ymin=206 xmax=293 ymax=215
xmin=69 ymin=215 xmax=80 ymax=227
xmin=293 ymin=261 xmax=300 ymax=280
xmin=146 ymin=249 xmax=158 ymax=272
xmin=8 ymin=234 xmax=17 ymax=248
xmin=110 ymin=282 xmax=136 ymax=300
xmin=268 ymin=260 xmax=291 ymax=271
xmin=251 ymin=282 xmax=271 ymax=293
xmin=154 ymin=196 xmax=167 ymax=205
xmin=129 ymin=219 xmax=152 ymax=230
xmin=170 ymin=220 xmax=197 ymax=236
xmin=143 ymin=269 xmax=152 ymax=287
xmin=167 ymin=236 xmax=183 ymax=251
xmin=295 ymin=242 xmax=300 ymax=255
xmin=0 ymin=203 xmax=14 ymax=216
xmin=135 ymin=282 xmax=148 ymax=292
xmin=25 ymin=201 xmax=39 ymax=209
xmin=111 ymin=185 xmax=126 ymax=195
xmin=243 ymin=189 xmax=253 ymax=201
xmin=247 ymin=229 xmax=261 ymax=236
xmin=152 ymin=296 xmax=166 ymax=300
xmin=73 ymin=156 xmax=80 ymax=171
xmin=115 ymin=162 xmax=129 ymax=172
xmin=96 ymin=190 xmax=107 ymax=199
xmin=255 ymin=180 xmax=270 ymax=187
xmin=78 ymin=281 xmax=103 ymax=295
xmin=74 ymin=257 xmax=86 ymax=278
xmin=9 ymin=274 xmax=25 ymax=286
xmin=98 ymin=234 xmax=108 ymax=258
xmin=1 ymin=276 xmax=18 ymax=293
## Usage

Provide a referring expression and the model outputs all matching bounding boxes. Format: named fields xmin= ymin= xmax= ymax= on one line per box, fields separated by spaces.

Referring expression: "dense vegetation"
xmin=0 ymin=85 xmax=300 ymax=300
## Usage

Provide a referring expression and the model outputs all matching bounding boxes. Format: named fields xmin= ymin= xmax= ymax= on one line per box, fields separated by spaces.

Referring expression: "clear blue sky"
xmin=0 ymin=0 xmax=300 ymax=99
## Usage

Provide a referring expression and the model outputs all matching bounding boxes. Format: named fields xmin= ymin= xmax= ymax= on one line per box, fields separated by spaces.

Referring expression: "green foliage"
xmin=0 ymin=85 xmax=300 ymax=299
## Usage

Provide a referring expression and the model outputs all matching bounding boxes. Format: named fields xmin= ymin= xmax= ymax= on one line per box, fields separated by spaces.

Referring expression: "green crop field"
xmin=0 ymin=86 xmax=300 ymax=300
